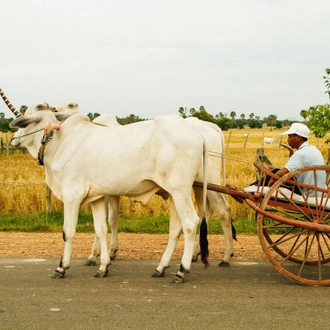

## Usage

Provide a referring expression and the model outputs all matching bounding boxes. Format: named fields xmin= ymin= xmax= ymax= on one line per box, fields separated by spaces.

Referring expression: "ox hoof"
xmin=171 ymin=275 xmax=184 ymax=284
xmin=192 ymin=253 xmax=200 ymax=262
xmin=110 ymin=249 xmax=118 ymax=261
xmin=93 ymin=264 xmax=110 ymax=278
xmin=51 ymin=270 xmax=65 ymax=279
xmin=93 ymin=270 xmax=108 ymax=278
xmin=218 ymin=260 xmax=230 ymax=267
xmin=84 ymin=259 xmax=97 ymax=266
xmin=151 ymin=269 xmax=164 ymax=278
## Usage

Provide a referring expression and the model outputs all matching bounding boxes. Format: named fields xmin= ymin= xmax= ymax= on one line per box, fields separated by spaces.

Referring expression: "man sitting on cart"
xmin=267 ymin=123 xmax=326 ymax=195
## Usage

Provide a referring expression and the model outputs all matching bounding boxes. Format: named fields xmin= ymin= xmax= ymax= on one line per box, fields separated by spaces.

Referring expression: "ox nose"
xmin=10 ymin=136 xmax=19 ymax=147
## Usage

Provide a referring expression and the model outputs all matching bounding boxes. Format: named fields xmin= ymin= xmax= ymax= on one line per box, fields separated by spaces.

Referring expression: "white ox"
xmin=263 ymin=137 xmax=279 ymax=144
xmin=87 ymin=114 xmax=235 ymax=268
xmin=53 ymin=102 xmax=79 ymax=115
xmin=54 ymin=108 xmax=235 ymax=268
xmin=10 ymin=104 xmax=210 ymax=283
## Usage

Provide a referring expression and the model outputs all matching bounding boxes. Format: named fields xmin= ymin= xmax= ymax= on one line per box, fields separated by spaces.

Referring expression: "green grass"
xmin=0 ymin=211 xmax=258 ymax=235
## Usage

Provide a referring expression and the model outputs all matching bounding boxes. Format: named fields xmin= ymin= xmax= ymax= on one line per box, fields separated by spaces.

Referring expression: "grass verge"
xmin=0 ymin=211 xmax=258 ymax=235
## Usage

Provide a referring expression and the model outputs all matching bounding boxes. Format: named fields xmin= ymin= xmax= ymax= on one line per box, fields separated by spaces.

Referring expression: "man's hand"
xmin=267 ymin=168 xmax=289 ymax=188
xmin=268 ymin=177 xmax=276 ymax=187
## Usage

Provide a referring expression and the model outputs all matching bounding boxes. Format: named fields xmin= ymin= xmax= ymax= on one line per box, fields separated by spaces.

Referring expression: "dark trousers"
xmin=251 ymin=168 xmax=302 ymax=195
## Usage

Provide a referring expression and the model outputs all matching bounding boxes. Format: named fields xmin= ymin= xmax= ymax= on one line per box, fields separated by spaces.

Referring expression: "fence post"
xmin=256 ymin=148 xmax=272 ymax=165
xmin=226 ymin=131 xmax=232 ymax=148
xmin=6 ymin=135 xmax=9 ymax=156
xmin=46 ymin=185 xmax=52 ymax=214
xmin=243 ymin=133 xmax=249 ymax=148
xmin=256 ymin=148 xmax=273 ymax=181
xmin=278 ymin=135 xmax=283 ymax=149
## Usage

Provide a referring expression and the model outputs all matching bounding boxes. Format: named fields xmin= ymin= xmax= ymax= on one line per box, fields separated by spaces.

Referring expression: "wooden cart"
xmin=194 ymin=163 xmax=330 ymax=286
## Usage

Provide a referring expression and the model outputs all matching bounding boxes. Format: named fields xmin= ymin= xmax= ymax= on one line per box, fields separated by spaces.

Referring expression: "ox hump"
xmin=61 ymin=113 xmax=91 ymax=126
xmin=92 ymin=114 xmax=120 ymax=127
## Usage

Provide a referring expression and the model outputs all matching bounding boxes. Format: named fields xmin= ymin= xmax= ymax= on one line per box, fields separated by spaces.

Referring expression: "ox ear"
xmin=68 ymin=103 xmax=78 ymax=108
xmin=55 ymin=112 xmax=72 ymax=123
xmin=10 ymin=115 xmax=42 ymax=128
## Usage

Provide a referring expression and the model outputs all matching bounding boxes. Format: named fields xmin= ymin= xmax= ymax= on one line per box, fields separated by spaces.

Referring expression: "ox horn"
xmin=0 ymin=87 xmax=22 ymax=117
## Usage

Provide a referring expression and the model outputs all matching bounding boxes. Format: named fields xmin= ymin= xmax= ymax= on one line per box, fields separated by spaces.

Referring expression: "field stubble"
xmin=0 ymin=127 xmax=329 ymax=221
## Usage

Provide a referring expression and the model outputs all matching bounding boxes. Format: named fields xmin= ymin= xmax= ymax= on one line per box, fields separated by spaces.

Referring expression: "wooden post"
xmin=6 ymin=135 xmax=9 ymax=156
xmin=279 ymin=135 xmax=283 ymax=149
xmin=262 ymin=132 xmax=265 ymax=148
xmin=46 ymin=185 xmax=52 ymax=214
xmin=256 ymin=148 xmax=272 ymax=165
xmin=243 ymin=133 xmax=249 ymax=148
xmin=226 ymin=131 xmax=232 ymax=148
xmin=256 ymin=147 xmax=273 ymax=181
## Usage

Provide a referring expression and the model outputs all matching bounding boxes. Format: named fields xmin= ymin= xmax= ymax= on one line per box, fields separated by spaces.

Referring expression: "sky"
xmin=1 ymin=0 xmax=330 ymax=120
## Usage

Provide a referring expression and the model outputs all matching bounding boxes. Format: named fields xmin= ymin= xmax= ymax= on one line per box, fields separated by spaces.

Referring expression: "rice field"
xmin=1 ymin=127 xmax=329 ymax=220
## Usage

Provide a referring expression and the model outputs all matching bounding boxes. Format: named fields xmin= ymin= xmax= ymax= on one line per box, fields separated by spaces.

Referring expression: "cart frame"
xmin=194 ymin=163 xmax=330 ymax=286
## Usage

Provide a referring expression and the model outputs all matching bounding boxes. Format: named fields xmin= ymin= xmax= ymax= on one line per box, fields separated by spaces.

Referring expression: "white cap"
xmin=281 ymin=123 xmax=310 ymax=138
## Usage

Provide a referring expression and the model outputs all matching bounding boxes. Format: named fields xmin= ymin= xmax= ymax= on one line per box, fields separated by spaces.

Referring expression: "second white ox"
xmin=88 ymin=114 xmax=235 ymax=269
xmin=10 ymin=105 xmax=210 ymax=282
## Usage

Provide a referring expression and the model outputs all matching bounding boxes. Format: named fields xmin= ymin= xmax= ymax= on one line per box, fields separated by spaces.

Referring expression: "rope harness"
xmin=37 ymin=131 xmax=54 ymax=166
xmin=10 ymin=128 xmax=45 ymax=141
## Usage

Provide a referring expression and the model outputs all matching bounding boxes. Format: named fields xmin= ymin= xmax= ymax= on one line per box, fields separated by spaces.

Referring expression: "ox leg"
xmin=84 ymin=196 xmax=119 ymax=266
xmin=174 ymin=199 xmax=200 ymax=283
xmin=152 ymin=197 xmax=182 ymax=278
xmin=209 ymin=192 xmax=234 ymax=266
xmin=108 ymin=196 xmax=120 ymax=260
xmin=84 ymin=235 xmax=100 ymax=266
xmin=160 ymin=195 xmax=200 ymax=283
xmin=90 ymin=198 xmax=111 ymax=277
xmin=51 ymin=199 xmax=81 ymax=279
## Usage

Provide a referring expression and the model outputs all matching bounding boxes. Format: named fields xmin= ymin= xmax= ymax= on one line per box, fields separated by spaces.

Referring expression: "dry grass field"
xmin=1 ymin=126 xmax=329 ymax=220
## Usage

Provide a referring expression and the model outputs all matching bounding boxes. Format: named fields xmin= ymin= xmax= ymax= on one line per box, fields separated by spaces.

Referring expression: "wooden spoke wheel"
xmin=257 ymin=165 xmax=330 ymax=285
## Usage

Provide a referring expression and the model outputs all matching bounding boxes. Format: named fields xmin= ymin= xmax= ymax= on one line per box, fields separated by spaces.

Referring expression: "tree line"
xmin=1 ymin=68 xmax=329 ymax=136
xmin=0 ymin=107 xmax=290 ymax=133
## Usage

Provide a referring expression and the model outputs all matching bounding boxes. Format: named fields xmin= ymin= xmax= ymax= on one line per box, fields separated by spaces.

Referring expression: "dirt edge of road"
xmin=0 ymin=232 xmax=266 ymax=261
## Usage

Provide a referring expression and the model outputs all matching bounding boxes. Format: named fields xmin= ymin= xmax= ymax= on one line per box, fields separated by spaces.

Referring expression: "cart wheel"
xmin=258 ymin=165 xmax=330 ymax=285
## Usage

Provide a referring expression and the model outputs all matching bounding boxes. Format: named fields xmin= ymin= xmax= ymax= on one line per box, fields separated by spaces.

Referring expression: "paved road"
xmin=1 ymin=257 xmax=330 ymax=330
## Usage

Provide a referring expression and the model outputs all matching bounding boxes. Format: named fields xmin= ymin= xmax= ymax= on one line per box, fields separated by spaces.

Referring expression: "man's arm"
xmin=268 ymin=167 xmax=289 ymax=187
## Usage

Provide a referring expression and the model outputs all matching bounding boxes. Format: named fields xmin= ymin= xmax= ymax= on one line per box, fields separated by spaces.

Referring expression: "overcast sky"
xmin=1 ymin=0 xmax=329 ymax=120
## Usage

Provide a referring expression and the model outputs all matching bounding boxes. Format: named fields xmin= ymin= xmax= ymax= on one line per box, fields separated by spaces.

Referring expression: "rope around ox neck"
xmin=37 ymin=131 xmax=54 ymax=166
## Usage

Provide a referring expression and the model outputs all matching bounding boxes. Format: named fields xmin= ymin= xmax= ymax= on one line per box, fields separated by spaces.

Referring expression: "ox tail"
xmin=200 ymin=216 xmax=209 ymax=268
xmin=200 ymin=137 xmax=209 ymax=269
xmin=0 ymin=87 xmax=21 ymax=117
xmin=232 ymin=220 xmax=237 ymax=241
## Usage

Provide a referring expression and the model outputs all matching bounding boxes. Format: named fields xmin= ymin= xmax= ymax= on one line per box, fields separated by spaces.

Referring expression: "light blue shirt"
xmin=284 ymin=141 xmax=326 ymax=194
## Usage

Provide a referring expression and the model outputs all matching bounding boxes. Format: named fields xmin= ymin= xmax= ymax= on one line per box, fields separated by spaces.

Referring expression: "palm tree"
xmin=267 ymin=114 xmax=277 ymax=129
xmin=19 ymin=105 xmax=28 ymax=116
xmin=300 ymin=110 xmax=307 ymax=121
xmin=230 ymin=111 xmax=236 ymax=121
xmin=178 ymin=107 xmax=188 ymax=118
xmin=189 ymin=108 xmax=196 ymax=116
